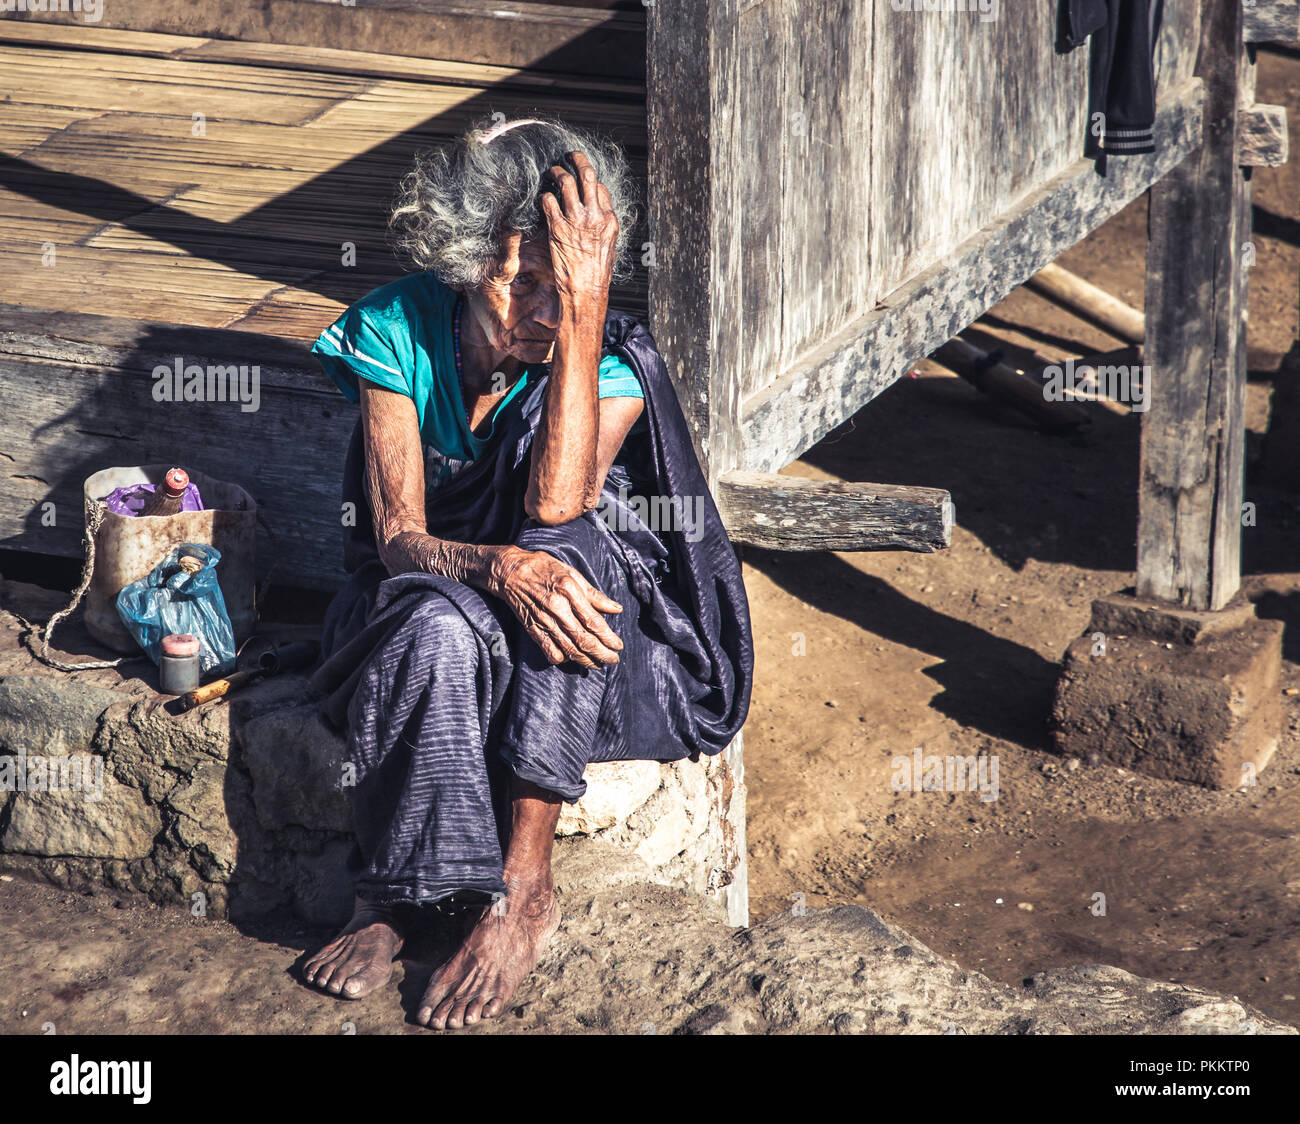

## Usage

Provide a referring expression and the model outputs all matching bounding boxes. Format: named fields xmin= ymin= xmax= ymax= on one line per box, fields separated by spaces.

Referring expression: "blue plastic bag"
xmin=115 ymin=543 xmax=236 ymax=676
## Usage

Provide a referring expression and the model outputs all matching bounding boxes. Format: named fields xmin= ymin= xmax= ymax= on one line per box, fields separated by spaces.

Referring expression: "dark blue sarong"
xmin=310 ymin=309 xmax=753 ymax=906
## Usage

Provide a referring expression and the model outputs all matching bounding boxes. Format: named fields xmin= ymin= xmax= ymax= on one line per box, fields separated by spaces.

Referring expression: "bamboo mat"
xmin=0 ymin=23 xmax=649 ymax=344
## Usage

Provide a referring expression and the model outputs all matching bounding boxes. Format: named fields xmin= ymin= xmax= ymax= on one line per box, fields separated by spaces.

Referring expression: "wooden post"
xmin=1138 ymin=0 xmax=1252 ymax=611
xmin=647 ymin=0 xmax=749 ymax=926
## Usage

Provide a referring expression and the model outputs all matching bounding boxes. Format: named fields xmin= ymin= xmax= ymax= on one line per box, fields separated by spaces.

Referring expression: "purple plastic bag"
xmin=104 ymin=481 xmax=204 ymax=517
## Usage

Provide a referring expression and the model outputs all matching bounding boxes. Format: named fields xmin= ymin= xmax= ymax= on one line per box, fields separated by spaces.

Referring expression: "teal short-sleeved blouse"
xmin=311 ymin=271 xmax=647 ymax=492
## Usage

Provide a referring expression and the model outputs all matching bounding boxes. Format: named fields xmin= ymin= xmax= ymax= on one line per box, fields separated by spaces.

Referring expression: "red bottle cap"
xmin=161 ymin=468 xmax=189 ymax=497
xmin=161 ymin=633 xmax=201 ymax=657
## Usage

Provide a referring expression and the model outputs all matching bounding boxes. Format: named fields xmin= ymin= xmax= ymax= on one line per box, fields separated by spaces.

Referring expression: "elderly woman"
xmin=302 ymin=116 xmax=752 ymax=1030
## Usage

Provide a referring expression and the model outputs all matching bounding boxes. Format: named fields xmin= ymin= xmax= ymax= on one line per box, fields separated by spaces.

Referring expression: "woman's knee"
xmin=402 ymin=594 xmax=478 ymax=662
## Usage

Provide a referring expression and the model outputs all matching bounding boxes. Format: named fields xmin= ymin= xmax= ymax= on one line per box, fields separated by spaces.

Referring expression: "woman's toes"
xmin=341 ymin=960 xmax=388 ymax=998
xmin=303 ymin=940 xmax=349 ymax=984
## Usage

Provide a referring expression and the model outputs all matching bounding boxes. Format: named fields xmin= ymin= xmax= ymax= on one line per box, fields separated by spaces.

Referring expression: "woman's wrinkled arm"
xmin=360 ymin=380 xmax=514 ymax=588
xmin=525 ymin=151 xmax=643 ymax=524
xmin=361 ymin=380 xmax=625 ymax=668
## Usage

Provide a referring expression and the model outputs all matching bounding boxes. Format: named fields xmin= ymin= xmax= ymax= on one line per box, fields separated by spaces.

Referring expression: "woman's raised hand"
xmin=539 ymin=150 xmax=618 ymax=306
xmin=490 ymin=546 xmax=623 ymax=669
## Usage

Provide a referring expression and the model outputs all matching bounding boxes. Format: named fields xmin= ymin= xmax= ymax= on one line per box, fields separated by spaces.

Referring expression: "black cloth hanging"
xmin=1061 ymin=0 xmax=1161 ymax=157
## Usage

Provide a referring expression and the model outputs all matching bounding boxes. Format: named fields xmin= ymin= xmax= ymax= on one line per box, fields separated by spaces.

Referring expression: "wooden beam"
xmin=1024 ymin=262 xmax=1145 ymax=344
xmin=1244 ymin=0 xmax=1300 ymax=43
xmin=0 ymin=20 xmax=646 ymax=99
xmin=1239 ymin=103 xmax=1290 ymax=167
xmin=633 ymin=0 xmax=751 ymax=930
xmin=10 ymin=0 xmax=648 ymax=79
xmin=737 ymin=79 xmax=1205 ymax=475
xmin=1138 ymin=0 xmax=1251 ymax=611
xmin=646 ymin=0 xmax=740 ymax=491
xmin=717 ymin=471 xmax=953 ymax=553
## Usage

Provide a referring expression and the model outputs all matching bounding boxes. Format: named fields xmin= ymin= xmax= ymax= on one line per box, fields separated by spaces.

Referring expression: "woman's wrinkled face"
xmin=461 ymin=232 xmax=561 ymax=365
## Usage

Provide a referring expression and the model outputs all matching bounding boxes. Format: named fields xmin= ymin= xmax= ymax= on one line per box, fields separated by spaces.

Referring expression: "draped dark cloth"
xmin=309 ymin=308 xmax=753 ymax=905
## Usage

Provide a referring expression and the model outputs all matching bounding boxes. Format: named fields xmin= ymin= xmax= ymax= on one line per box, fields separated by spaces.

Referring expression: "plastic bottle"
xmin=139 ymin=468 xmax=190 ymax=517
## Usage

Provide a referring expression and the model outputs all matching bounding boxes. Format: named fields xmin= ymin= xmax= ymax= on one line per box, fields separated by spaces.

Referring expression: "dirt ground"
xmin=1 ymin=51 xmax=1297 ymax=1035
xmin=742 ymin=46 xmax=1300 ymax=1028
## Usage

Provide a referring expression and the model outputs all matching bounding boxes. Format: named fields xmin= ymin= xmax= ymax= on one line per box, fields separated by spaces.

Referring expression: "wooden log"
xmin=1138 ymin=0 xmax=1251 ymax=611
xmin=717 ymin=471 xmax=953 ymax=554
xmin=931 ymin=338 xmax=1092 ymax=432
xmin=736 ymin=80 xmax=1204 ymax=475
xmin=1024 ymin=261 xmax=1145 ymax=344
xmin=1244 ymin=0 xmax=1300 ymax=43
xmin=1238 ymin=103 xmax=1290 ymax=167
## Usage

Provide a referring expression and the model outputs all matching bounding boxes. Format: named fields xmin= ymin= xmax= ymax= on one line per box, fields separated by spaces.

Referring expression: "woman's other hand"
xmin=491 ymin=546 xmax=623 ymax=669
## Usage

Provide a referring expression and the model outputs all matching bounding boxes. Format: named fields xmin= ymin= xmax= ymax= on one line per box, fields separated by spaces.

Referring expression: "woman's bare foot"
xmin=302 ymin=897 xmax=405 ymax=1000
xmin=415 ymin=878 xmax=561 ymax=1029
xmin=414 ymin=780 xmax=565 ymax=1029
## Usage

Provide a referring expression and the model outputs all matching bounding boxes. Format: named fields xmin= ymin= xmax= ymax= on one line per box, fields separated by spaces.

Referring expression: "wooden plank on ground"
xmin=717 ymin=470 xmax=953 ymax=553
xmin=1024 ymin=261 xmax=1146 ymax=344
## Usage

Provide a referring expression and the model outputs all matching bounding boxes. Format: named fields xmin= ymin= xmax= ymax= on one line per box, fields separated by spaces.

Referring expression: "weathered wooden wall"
xmin=729 ymin=1 xmax=1202 ymax=412
xmin=0 ymin=307 xmax=352 ymax=590
xmin=652 ymin=0 xmax=1205 ymax=479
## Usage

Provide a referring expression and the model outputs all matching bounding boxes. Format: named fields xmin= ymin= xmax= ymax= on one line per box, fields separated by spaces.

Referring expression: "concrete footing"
xmin=1052 ymin=590 xmax=1284 ymax=789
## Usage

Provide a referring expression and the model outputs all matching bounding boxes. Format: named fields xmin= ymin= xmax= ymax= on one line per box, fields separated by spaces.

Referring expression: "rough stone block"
xmin=166 ymin=760 xmax=239 ymax=880
xmin=1053 ymin=593 xmax=1284 ymax=789
xmin=557 ymin=759 xmax=662 ymax=835
xmin=1088 ymin=589 xmax=1258 ymax=645
xmin=3 ymin=769 xmax=160 ymax=859
xmin=239 ymin=705 xmax=351 ymax=833
xmin=0 ymin=676 xmax=120 ymax=755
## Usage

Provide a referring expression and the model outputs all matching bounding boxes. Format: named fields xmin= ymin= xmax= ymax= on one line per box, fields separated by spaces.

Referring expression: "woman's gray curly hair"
xmin=389 ymin=115 xmax=638 ymax=290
